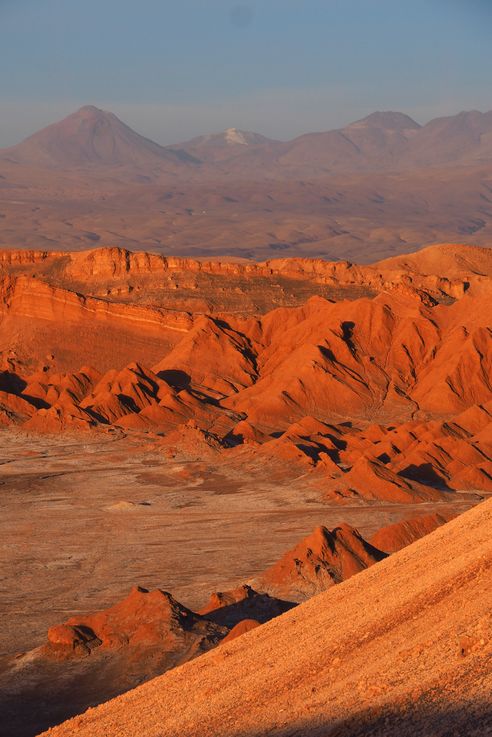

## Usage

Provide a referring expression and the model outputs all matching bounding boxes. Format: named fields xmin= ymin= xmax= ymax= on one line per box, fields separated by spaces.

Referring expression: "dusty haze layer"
xmin=1 ymin=106 xmax=492 ymax=260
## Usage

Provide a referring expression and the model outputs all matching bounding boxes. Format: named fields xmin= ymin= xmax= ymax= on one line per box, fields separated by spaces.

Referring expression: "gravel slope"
xmin=41 ymin=498 xmax=492 ymax=737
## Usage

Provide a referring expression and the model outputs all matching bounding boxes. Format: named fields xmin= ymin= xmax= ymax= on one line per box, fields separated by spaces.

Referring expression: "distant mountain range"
xmin=1 ymin=105 xmax=492 ymax=261
xmin=3 ymin=105 xmax=492 ymax=173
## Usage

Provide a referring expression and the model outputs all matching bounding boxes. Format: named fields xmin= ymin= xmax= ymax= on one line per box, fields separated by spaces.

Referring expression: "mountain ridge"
xmin=1 ymin=106 xmax=492 ymax=261
xmin=3 ymin=105 xmax=492 ymax=172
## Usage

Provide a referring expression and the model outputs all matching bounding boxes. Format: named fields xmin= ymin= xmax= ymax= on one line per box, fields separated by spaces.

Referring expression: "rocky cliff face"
xmin=0 ymin=244 xmax=475 ymax=298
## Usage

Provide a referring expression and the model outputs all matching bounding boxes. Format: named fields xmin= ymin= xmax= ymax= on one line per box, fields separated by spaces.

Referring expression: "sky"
xmin=1 ymin=0 xmax=492 ymax=147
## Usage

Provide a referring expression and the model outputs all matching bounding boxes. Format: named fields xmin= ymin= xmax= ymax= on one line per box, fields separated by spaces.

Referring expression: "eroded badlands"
xmin=0 ymin=242 xmax=491 ymax=736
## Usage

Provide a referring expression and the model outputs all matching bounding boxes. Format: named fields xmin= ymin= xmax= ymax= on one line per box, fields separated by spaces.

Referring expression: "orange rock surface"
xmin=369 ymin=511 xmax=455 ymax=553
xmin=198 ymin=585 xmax=295 ymax=626
xmin=220 ymin=618 xmax=261 ymax=643
xmin=45 ymin=586 xmax=227 ymax=658
xmin=256 ymin=523 xmax=387 ymax=600
xmin=1 ymin=244 xmax=491 ymax=506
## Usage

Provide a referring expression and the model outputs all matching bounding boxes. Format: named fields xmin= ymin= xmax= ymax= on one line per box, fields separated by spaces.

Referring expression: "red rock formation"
xmin=153 ymin=315 xmax=257 ymax=395
xmin=328 ymin=456 xmax=444 ymax=503
xmin=221 ymin=619 xmax=261 ymax=643
xmin=369 ymin=512 xmax=455 ymax=553
xmin=40 ymin=498 xmax=492 ymax=737
xmin=256 ymin=524 xmax=387 ymax=601
xmin=24 ymin=401 xmax=96 ymax=432
xmin=45 ymin=586 xmax=226 ymax=659
xmin=198 ymin=584 xmax=295 ymax=626
xmin=0 ymin=244 xmax=491 ymax=505
xmin=0 ymin=389 xmax=36 ymax=425
xmin=0 ymin=274 xmax=193 ymax=372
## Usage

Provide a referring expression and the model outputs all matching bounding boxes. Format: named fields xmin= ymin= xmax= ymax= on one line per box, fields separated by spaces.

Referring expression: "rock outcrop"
xmin=1 ymin=244 xmax=491 ymax=508
xmin=255 ymin=524 xmax=388 ymax=601
xmin=198 ymin=585 xmax=295 ymax=626
xmin=45 ymin=586 xmax=227 ymax=660
xmin=369 ymin=511 xmax=455 ymax=553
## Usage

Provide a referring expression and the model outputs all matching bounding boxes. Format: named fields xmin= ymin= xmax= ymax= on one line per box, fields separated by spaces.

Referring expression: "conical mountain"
xmin=2 ymin=105 xmax=197 ymax=168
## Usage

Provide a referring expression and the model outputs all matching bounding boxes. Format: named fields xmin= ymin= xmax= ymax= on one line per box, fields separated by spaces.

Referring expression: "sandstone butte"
xmin=1 ymin=243 xmax=492 ymax=505
xmin=40 ymin=497 xmax=492 ymax=737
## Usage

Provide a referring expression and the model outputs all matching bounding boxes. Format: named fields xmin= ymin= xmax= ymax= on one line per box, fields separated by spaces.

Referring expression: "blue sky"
xmin=1 ymin=0 xmax=491 ymax=146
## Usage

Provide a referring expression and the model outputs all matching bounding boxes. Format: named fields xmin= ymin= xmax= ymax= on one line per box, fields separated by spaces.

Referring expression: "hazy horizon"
xmin=4 ymin=100 xmax=492 ymax=151
xmin=1 ymin=0 xmax=491 ymax=147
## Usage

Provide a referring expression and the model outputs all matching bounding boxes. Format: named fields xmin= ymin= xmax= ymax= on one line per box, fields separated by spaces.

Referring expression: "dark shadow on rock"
xmin=116 ymin=392 xmax=143 ymax=415
xmin=0 ymin=371 xmax=50 ymax=410
xmin=300 ymin=701 xmax=492 ymax=737
xmin=399 ymin=462 xmax=451 ymax=490
xmin=223 ymin=430 xmax=245 ymax=447
xmin=0 ymin=371 xmax=27 ymax=394
xmin=84 ymin=407 xmax=110 ymax=424
xmin=202 ymin=594 xmax=296 ymax=628
xmin=0 ymin=655 xmax=132 ymax=737
xmin=156 ymin=369 xmax=191 ymax=390
xmin=0 ymin=641 xmax=201 ymax=737
xmin=341 ymin=320 xmax=357 ymax=354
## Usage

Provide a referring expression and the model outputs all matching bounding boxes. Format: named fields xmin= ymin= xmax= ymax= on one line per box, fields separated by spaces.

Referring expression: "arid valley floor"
xmin=2 ymin=106 xmax=492 ymax=262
